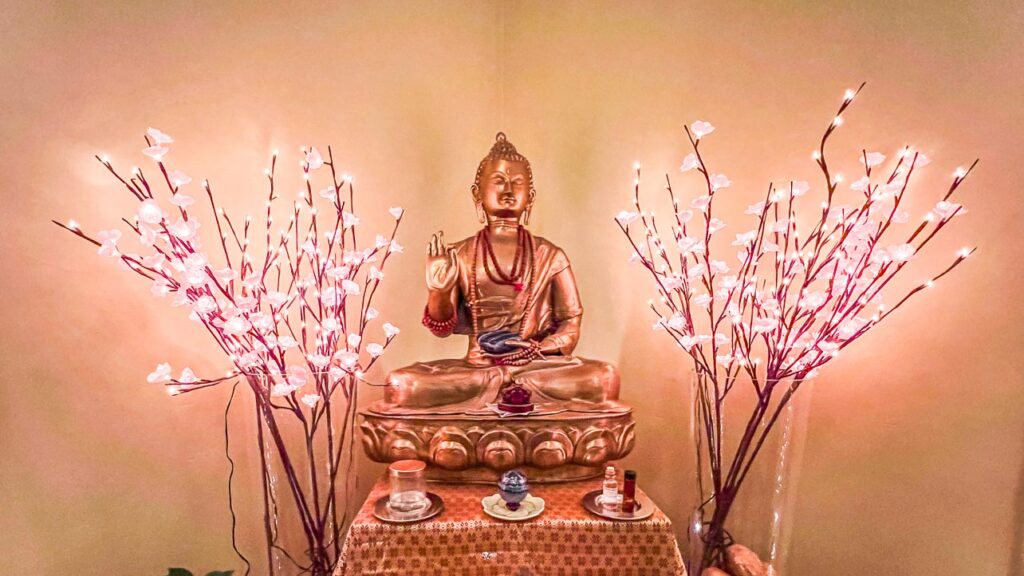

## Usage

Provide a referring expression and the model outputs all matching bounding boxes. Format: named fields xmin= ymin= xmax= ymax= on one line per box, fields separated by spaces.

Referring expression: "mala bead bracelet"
xmin=422 ymin=306 xmax=457 ymax=337
xmin=493 ymin=342 xmax=541 ymax=366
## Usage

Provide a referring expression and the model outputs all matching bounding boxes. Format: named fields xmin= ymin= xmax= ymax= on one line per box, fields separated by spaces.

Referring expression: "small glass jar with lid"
xmin=387 ymin=460 xmax=429 ymax=513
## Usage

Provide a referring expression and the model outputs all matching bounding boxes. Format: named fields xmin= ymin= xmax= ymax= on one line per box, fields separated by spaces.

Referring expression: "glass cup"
xmin=387 ymin=460 xmax=429 ymax=514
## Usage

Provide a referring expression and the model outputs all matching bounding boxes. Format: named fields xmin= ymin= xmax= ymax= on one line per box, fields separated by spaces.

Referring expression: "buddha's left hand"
xmin=490 ymin=338 xmax=544 ymax=366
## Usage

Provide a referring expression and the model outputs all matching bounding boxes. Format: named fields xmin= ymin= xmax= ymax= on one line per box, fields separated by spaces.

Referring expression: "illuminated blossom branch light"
xmin=54 ymin=129 xmax=405 ymax=576
xmin=617 ymin=84 xmax=976 ymax=573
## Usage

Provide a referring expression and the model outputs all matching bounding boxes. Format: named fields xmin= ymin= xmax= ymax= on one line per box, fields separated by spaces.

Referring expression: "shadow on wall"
xmin=614 ymin=293 xmax=694 ymax=545
xmin=1008 ymin=422 xmax=1024 ymax=576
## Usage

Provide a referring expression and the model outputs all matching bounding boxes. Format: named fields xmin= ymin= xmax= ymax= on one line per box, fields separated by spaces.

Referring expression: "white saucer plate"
xmin=481 ymin=493 xmax=545 ymax=521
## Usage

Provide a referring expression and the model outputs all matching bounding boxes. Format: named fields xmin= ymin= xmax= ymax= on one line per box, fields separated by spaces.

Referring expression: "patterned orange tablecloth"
xmin=335 ymin=475 xmax=686 ymax=576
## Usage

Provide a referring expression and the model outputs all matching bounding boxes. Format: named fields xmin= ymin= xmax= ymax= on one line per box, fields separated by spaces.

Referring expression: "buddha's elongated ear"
xmin=471 ymin=184 xmax=487 ymax=224
xmin=522 ymin=189 xmax=536 ymax=226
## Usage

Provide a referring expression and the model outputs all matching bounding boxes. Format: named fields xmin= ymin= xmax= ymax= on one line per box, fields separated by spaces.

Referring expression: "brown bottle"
xmin=621 ymin=469 xmax=637 ymax=513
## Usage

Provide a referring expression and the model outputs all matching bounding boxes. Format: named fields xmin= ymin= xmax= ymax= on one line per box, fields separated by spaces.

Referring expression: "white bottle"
xmin=601 ymin=465 xmax=619 ymax=511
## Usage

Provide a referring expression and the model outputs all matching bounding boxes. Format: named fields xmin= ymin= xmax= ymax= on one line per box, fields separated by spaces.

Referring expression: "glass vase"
xmin=233 ymin=372 xmax=361 ymax=576
xmin=685 ymin=371 xmax=814 ymax=575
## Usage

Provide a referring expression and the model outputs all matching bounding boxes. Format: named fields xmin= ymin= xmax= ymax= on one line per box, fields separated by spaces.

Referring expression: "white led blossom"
xmin=691 ymin=120 xmax=716 ymax=139
xmin=615 ymin=210 xmax=640 ymax=225
xmin=680 ymin=153 xmax=699 ymax=172
xmin=147 ymin=362 xmax=172 ymax=384
xmin=142 ymin=146 xmax=168 ymax=161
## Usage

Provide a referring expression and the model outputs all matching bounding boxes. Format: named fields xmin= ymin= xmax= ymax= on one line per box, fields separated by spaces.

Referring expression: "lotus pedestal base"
xmin=359 ymin=403 xmax=635 ymax=483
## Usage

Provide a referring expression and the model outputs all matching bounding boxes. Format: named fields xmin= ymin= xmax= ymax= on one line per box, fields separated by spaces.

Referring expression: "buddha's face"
xmin=475 ymin=158 xmax=533 ymax=220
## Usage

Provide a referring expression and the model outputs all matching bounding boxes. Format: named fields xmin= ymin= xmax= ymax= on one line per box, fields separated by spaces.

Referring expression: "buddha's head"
xmin=471 ymin=132 xmax=536 ymax=225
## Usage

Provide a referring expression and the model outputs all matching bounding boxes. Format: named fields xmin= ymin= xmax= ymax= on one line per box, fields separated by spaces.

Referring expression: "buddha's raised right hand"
xmin=426 ymin=230 xmax=458 ymax=293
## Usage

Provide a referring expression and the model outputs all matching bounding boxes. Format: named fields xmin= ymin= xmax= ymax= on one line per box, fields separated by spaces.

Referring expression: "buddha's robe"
xmin=377 ymin=233 xmax=623 ymax=416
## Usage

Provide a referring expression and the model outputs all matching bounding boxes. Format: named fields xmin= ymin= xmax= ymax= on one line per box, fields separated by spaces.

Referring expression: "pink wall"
xmin=2 ymin=1 xmax=1022 ymax=574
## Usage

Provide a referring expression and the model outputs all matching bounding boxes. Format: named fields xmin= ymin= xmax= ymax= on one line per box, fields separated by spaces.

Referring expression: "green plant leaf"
xmin=166 ymin=569 xmax=194 ymax=576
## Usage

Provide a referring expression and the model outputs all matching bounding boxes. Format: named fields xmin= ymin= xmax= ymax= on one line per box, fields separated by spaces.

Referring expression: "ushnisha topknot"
xmin=472 ymin=132 xmax=535 ymax=192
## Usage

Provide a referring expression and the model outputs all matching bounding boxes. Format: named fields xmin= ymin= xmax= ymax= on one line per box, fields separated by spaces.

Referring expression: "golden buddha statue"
xmin=360 ymin=133 xmax=635 ymax=482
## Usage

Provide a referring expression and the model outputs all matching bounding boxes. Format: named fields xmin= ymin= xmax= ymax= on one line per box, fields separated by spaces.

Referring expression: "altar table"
xmin=335 ymin=475 xmax=686 ymax=576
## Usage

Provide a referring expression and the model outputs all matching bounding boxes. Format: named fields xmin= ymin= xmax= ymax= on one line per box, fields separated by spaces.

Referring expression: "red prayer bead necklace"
xmin=478 ymin=225 xmax=530 ymax=292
